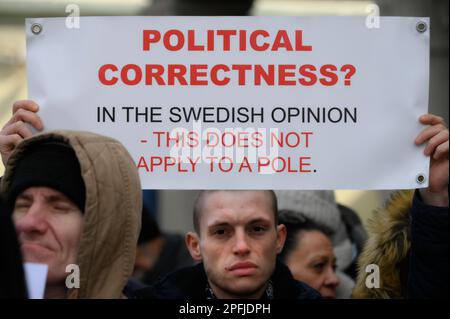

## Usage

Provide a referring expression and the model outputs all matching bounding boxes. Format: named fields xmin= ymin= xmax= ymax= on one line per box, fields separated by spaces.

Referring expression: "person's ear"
xmin=276 ymin=224 xmax=287 ymax=254
xmin=186 ymin=232 xmax=202 ymax=261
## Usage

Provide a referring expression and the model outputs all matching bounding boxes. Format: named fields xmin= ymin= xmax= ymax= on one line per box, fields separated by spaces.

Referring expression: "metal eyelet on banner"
xmin=416 ymin=21 xmax=427 ymax=33
xmin=31 ymin=23 xmax=42 ymax=35
xmin=416 ymin=173 xmax=426 ymax=184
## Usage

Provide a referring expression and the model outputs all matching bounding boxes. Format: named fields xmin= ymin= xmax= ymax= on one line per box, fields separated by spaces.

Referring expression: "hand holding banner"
xmin=26 ymin=17 xmax=430 ymax=189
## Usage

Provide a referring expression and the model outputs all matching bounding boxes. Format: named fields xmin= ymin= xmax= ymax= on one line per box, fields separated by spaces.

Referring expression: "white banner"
xmin=26 ymin=17 xmax=430 ymax=189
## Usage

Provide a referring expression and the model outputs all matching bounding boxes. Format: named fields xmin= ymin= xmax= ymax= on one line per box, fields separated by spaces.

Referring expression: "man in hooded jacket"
xmin=0 ymin=130 xmax=142 ymax=298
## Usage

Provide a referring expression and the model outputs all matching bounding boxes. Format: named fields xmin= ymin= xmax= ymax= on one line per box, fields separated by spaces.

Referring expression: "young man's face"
xmin=188 ymin=191 xmax=286 ymax=299
xmin=12 ymin=186 xmax=83 ymax=285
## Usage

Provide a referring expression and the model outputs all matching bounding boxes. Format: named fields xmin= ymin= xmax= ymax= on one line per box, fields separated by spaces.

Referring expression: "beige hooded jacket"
xmin=1 ymin=130 xmax=142 ymax=298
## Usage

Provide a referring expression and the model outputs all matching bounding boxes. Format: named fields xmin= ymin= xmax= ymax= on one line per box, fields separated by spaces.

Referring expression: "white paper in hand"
xmin=24 ymin=262 xmax=48 ymax=299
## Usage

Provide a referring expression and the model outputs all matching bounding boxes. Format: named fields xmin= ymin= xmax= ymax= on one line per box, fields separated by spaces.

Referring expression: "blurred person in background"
xmin=132 ymin=204 xmax=194 ymax=286
xmin=275 ymin=190 xmax=366 ymax=298
xmin=278 ymin=209 xmax=340 ymax=299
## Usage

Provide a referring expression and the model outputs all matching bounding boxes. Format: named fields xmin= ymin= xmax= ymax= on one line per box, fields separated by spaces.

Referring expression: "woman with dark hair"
xmin=279 ymin=209 xmax=340 ymax=299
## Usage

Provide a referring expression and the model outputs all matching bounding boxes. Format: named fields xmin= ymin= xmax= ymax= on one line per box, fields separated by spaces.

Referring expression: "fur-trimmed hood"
xmin=352 ymin=190 xmax=414 ymax=299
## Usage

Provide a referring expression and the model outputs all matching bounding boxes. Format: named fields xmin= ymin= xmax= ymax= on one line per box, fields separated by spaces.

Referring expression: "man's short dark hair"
xmin=193 ymin=190 xmax=278 ymax=234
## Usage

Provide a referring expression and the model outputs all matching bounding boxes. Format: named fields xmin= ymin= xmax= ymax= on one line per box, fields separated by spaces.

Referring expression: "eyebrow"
xmin=16 ymin=194 xmax=32 ymax=201
xmin=207 ymin=222 xmax=230 ymax=229
xmin=248 ymin=218 xmax=272 ymax=225
xmin=208 ymin=218 xmax=272 ymax=228
xmin=309 ymin=255 xmax=336 ymax=263
xmin=16 ymin=193 xmax=73 ymax=205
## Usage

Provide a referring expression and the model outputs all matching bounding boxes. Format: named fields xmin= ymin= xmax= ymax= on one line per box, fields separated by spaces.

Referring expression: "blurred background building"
xmin=0 ymin=0 xmax=448 ymax=233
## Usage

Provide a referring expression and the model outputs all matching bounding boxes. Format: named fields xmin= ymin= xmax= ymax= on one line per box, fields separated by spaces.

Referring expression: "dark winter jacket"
xmin=132 ymin=261 xmax=321 ymax=299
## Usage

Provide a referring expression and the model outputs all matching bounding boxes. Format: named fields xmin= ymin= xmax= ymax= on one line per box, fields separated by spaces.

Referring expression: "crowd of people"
xmin=0 ymin=100 xmax=448 ymax=299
